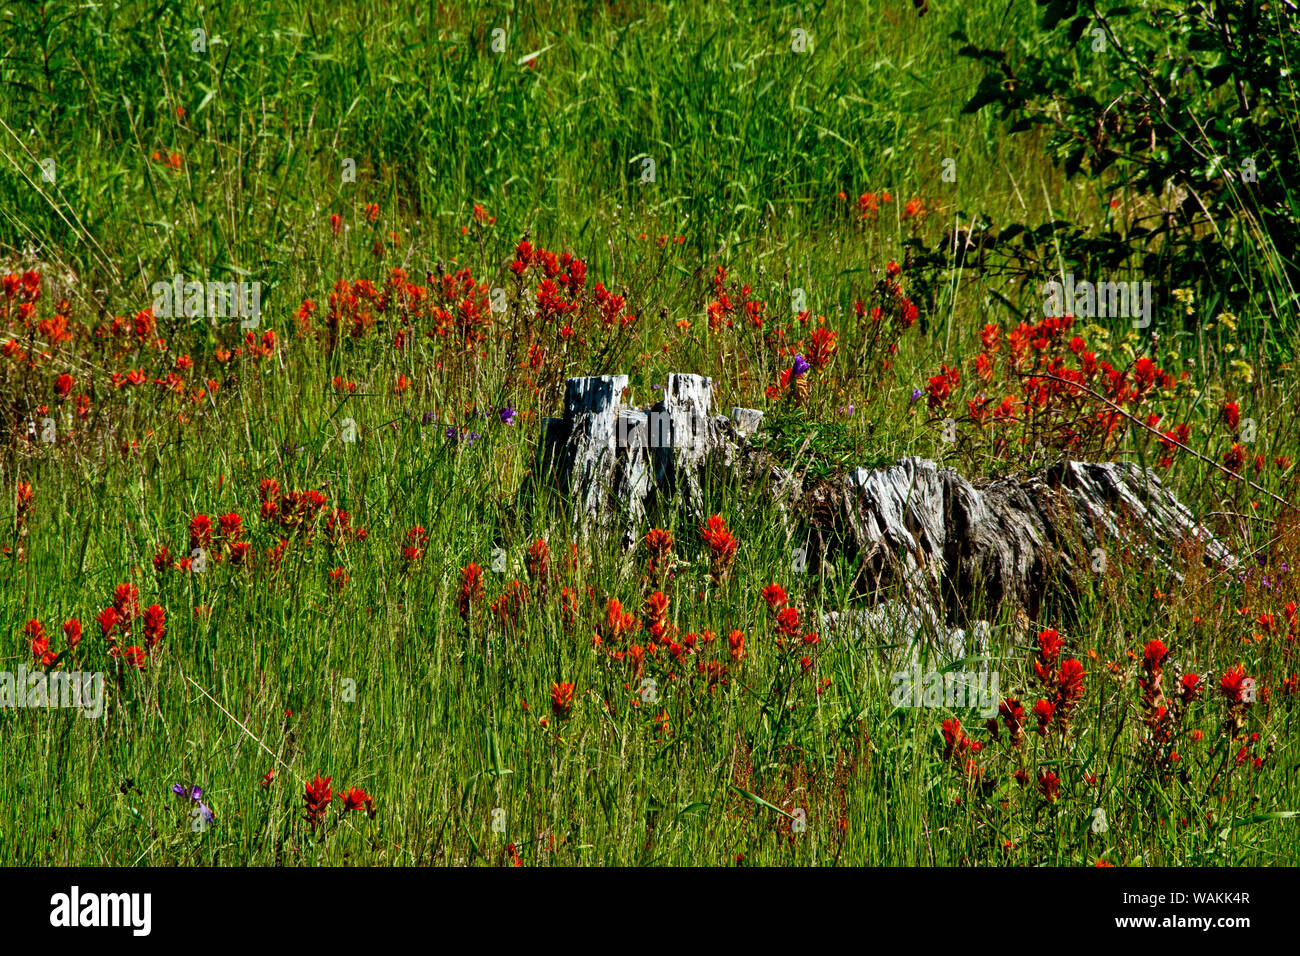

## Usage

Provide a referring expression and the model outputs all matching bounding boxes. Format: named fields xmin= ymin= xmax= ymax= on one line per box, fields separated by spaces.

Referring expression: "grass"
xmin=1 ymin=0 xmax=1298 ymax=866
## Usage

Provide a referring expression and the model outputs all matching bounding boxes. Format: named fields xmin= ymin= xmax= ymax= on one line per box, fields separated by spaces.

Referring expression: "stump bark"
xmin=804 ymin=456 xmax=1234 ymax=623
xmin=537 ymin=373 xmax=759 ymax=535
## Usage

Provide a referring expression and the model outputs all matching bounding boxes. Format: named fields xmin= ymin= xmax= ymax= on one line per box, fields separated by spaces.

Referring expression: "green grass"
xmin=1 ymin=0 xmax=1299 ymax=866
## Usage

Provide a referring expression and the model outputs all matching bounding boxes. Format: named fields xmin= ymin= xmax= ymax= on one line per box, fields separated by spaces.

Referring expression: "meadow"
xmin=1 ymin=0 xmax=1298 ymax=866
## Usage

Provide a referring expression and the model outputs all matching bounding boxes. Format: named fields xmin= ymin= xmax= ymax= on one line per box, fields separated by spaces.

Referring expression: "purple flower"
xmin=790 ymin=355 xmax=811 ymax=379
xmin=422 ymin=411 xmax=437 ymax=425
xmin=910 ymin=387 xmax=923 ymax=404
xmin=499 ymin=407 xmax=517 ymax=426
xmin=172 ymin=782 xmax=213 ymax=822
xmin=446 ymin=426 xmax=481 ymax=444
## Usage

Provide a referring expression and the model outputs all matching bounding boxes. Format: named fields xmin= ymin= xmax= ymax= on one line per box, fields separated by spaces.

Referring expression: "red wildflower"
xmin=1223 ymin=443 xmax=1245 ymax=474
xmin=1220 ymin=664 xmax=1250 ymax=705
xmin=458 ymin=562 xmax=485 ymax=620
xmin=1033 ymin=698 xmax=1055 ymax=735
xmin=700 ymin=515 xmax=738 ymax=582
xmin=807 ymin=327 xmax=838 ymax=370
xmin=775 ymin=606 xmax=801 ymax=639
xmin=189 ymin=514 xmax=213 ymax=552
xmin=941 ymin=717 xmax=970 ymax=761
xmin=1038 ymin=770 xmax=1060 ymax=803
xmin=761 ymin=583 xmax=789 ymax=612
xmin=402 ymin=526 xmax=429 ymax=562
xmin=142 ymin=604 xmax=166 ymax=648
xmin=999 ymin=697 xmax=1025 ymax=746
xmin=112 ymin=644 xmax=147 ymax=670
xmin=113 ymin=582 xmax=140 ymax=622
xmin=304 ymin=774 xmax=333 ymax=829
xmin=1143 ymin=639 xmax=1169 ymax=674
xmin=96 ymin=606 xmax=120 ymax=640
xmin=1055 ymin=659 xmax=1086 ymax=715
xmin=601 ymin=598 xmax=639 ymax=643
xmin=337 ymin=786 xmax=375 ymax=817
xmin=643 ymin=528 xmax=674 ymax=574
xmin=550 ymin=681 xmax=575 ymax=718
xmin=27 ymin=620 xmax=56 ymax=666
xmin=643 ymin=591 xmax=672 ymax=643
xmin=525 ymin=538 xmax=552 ymax=582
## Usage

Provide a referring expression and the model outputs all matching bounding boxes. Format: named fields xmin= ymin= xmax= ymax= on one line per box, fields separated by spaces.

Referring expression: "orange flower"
xmin=700 ymin=514 xmax=738 ymax=582
xmin=1220 ymin=664 xmax=1250 ymax=705
xmin=643 ymin=591 xmax=672 ymax=643
xmin=599 ymin=597 xmax=638 ymax=644
xmin=761 ymin=583 xmax=789 ymax=612
xmin=15 ymin=481 xmax=34 ymax=517
xmin=644 ymin=528 xmax=674 ymax=573
xmin=304 ymin=774 xmax=332 ymax=829
xmin=807 ymin=327 xmax=837 ymax=370
xmin=776 ymin=606 xmax=801 ymax=638
xmin=458 ymin=562 xmax=485 ymax=620
xmin=337 ymin=786 xmax=375 ymax=818
xmin=550 ymin=681 xmax=575 ymax=718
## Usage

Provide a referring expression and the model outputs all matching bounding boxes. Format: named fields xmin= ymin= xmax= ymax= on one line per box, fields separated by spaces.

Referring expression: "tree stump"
xmin=804 ymin=456 xmax=1234 ymax=623
xmin=536 ymin=373 xmax=757 ymax=536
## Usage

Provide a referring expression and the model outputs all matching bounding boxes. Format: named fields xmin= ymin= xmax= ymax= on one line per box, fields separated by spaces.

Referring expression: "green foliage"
xmin=750 ymin=400 xmax=885 ymax=482
xmin=949 ymin=0 xmax=1300 ymax=352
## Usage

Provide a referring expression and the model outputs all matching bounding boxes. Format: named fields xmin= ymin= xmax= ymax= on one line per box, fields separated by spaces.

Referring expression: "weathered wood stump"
xmin=537 ymin=373 xmax=760 ymax=534
xmin=804 ymin=456 xmax=1235 ymax=623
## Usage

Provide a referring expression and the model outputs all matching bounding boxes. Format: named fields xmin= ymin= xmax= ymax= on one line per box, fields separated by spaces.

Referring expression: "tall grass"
xmin=1 ymin=0 xmax=1297 ymax=866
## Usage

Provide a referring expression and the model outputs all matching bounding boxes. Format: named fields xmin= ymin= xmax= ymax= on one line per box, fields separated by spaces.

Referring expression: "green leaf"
xmin=730 ymin=786 xmax=793 ymax=818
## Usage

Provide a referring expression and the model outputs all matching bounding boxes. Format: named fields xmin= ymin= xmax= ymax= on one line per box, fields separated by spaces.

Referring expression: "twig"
xmin=184 ymin=672 xmax=304 ymax=784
